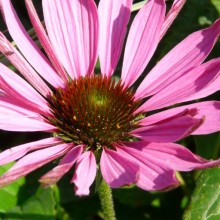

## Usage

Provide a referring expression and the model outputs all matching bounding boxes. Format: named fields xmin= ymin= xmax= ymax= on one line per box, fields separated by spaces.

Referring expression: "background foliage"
xmin=0 ymin=0 xmax=220 ymax=219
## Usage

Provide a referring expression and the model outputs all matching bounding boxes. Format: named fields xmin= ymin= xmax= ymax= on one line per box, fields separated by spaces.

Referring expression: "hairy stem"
xmin=98 ymin=181 xmax=116 ymax=220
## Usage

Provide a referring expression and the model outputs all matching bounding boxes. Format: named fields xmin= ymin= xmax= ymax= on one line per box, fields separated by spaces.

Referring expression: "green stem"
xmin=98 ymin=181 xmax=116 ymax=220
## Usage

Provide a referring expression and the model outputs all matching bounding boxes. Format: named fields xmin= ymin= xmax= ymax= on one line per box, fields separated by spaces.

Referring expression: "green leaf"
xmin=211 ymin=0 xmax=220 ymax=15
xmin=22 ymin=187 xmax=56 ymax=217
xmin=0 ymin=163 xmax=25 ymax=213
xmin=183 ymin=167 xmax=220 ymax=220
xmin=3 ymin=187 xmax=56 ymax=220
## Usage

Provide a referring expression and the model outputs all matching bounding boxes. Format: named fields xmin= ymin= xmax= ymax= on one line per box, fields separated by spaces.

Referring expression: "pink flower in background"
xmin=0 ymin=0 xmax=220 ymax=196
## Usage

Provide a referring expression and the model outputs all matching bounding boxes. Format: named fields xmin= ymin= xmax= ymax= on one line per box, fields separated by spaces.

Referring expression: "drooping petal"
xmin=116 ymin=143 xmax=179 ymax=191
xmin=183 ymin=60 xmax=220 ymax=102
xmin=25 ymin=0 xmax=68 ymax=82
xmin=189 ymin=102 xmax=220 ymax=135
xmin=0 ymin=63 xmax=50 ymax=115
xmin=160 ymin=0 xmax=186 ymax=39
xmin=0 ymin=95 xmax=40 ymax=116
xmin=137 ymin=58 xmax=220 ymax=113
xmin=100 ymin=147 xmax=139 ymax=188
xmin=139 ymin=108 xmax=197 ymax=126
xmin=0 ymin=0 xmax=64 ymax=88
xmin=0 ymin=111 xmax=55 ymax=132
xmin=136 ymin=19 xmax=220 ymax=99
xmin=72 ymin=151 xmax=96 ymax=196
xmin=0 ymin=137 xmax=62 ymax=166
xmin=121 ymin=0 xmax=166 ymax=88
xmin=0 ymin=32 xmax=50 ymax=96
xmin=120 ymin=141 xmax=220 ymax=171
xmin=98 ymin=0 xmax=132 ymax=77
xmin=0 ymin=143 xmax=72 ymax=187
xmin=131 ymin=115 xmax=203 ymax=143
xmin=0 ymin=102 xmax=36 ymax=117
xmin=39 ymin=145 xmax=83 ymax=186
xmin=139 ymin=101 xmax=220 ymax=135
xmin=43 ymin=0 xmax=98 ymax=78
xmin=137 ymin=165 xmax=178 ymax=191
xmin=0 ymin=95 xmax=53 ymax=132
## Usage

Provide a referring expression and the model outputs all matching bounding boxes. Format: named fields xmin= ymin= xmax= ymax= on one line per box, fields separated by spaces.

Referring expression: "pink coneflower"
xmin=0 ymin=0 xmax=220 ymax=197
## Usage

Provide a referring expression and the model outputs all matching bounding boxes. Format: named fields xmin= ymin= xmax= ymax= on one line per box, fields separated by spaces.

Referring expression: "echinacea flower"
xmin=0 ymin=0 xmax=220 ymax=196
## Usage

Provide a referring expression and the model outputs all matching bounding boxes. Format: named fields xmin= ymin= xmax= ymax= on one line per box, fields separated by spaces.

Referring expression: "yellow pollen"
xmin=116 ymin=123 xmax=121 ymax=129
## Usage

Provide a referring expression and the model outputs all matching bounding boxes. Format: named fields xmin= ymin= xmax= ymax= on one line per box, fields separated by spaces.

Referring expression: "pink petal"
xmin=121 ymin=141 xmax=220 ymax=171
xmin=121 ymin=0 xmax=166 ymax=88
xmin=136 ymin=19 xmax=220 ymax=99
xmin=0 ymin=103 xmax=36 ymax=117
xmin=0 ymin=137 xmax=62 ymax=166
xmin=184 ymin=59 xmax=220 ymax=101
xmin=137 ymin=58 xmax=220 ymax=113
xmin=190 ymin=102 xmax=220 ymax=135
xmin=0 ymin=63 xmax=50 ymax=115
xmin=131 ymin=115 xmax=203 ymax=143
xmin=140 ymin=108 xmax=197 ymax=126
xmin=98 ymin=0 xmax=132 ymax=77
xmin=0 ymin=112 xmax=55 ymax=132
xmin=1 ymin=0 xmax=64 ymax=88
xmin=116 ymin=143 xmax=179 ymax=191
xmin=160 ymin=0 xmax=186 ymax=39
xmin=137 ymin=166 xmax=178 ymax=191
xmin=0 ymin=96 xmax=53 ymax=132
xmin=139 ymin=101 xmax=220 ymax=135
xmin=0 ymin=96 xmax=40 ymax=116
xmin=100 ymin=147 xmax=139 ymax=188
xmin=0 ymin=32 xmax=50 ymax=96
xmin=25 ymin=0 xmax=68 ymax=82
xmin=39 ymin=145 xmax=83 ymax=186
xmin=0 ymin=143 xmax=72 ymax=187
xmin=72 ymin=151 xmax=96 ymax=196
xmin=43 ymin=0 xmax=98 ymax=78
